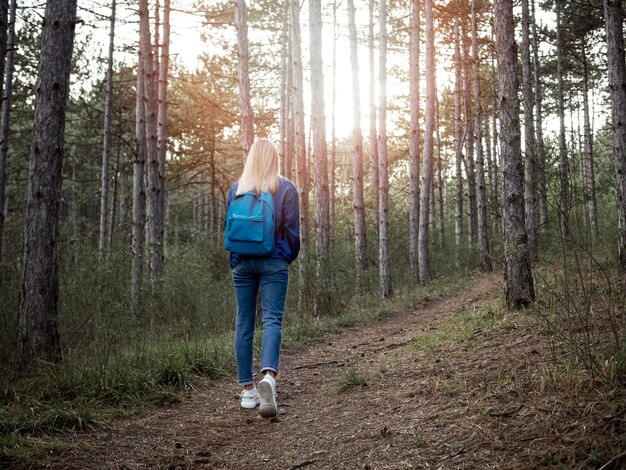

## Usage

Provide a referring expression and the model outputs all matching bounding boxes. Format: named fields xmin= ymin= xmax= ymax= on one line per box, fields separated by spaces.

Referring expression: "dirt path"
xmin=42 ymin=272 xmax=624 ymax=469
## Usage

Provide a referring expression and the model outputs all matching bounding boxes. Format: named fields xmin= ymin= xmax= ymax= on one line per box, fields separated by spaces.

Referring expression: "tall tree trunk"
xmin=209 ymin=128 xmax=218 ymax=240
xmin=279 ymin=0 xmax=288 ymax=177
xmin=436 ymin=96 xmax=445 ymax=248
xmin=378 ymin=0 xmax=391 ymax=298
xmin=603 ymin=0 xmax=626 ymax=272
xmin=235 ymin=0 xmax=254 ymax=160
xmin=290 ymin=0 xmax=309 ymax=309
xmin=348 ymin=0 xmax=367 ymax=292
xmin=531 ymin=0 xmax=548 ymax=230
xmin=494 ymin=0 xmax=535 ymax=309
xmin=521 ymin=0 xmax=536 ymax=261
xmin=472 ymin=0 xmax=491 ymax=272
xmin=0 ymin=0 xmax=15 ymax=266
xmin=418 ymin=0 xmax=435 ymax=286
xmin=555 ymin=0 xmax=570 ymax=238
xmin=156 ymin=0 xmax=169 ymax=265
xmin=581 ymin=43 xmax=598 ymax=240
xmin=309 ymin=0 xmax=331 ymax=315
xmin=139 ymin=0 xmax=161 ymax=278
xmin=99 ymin=0 xmax=116 ymax=258
xmin=108 ymin=136 xmax=121 ymax=248
xmin=18 ymin=0 xmax=77 ymax=371
xmin=409 ymin=0 xmax=421 ymax=282
xmin=454 ymin=15 xmax=464 ymax=247
xmin=369 ymin=0 xmax=379 ymax=243
xmin=329 ymin=0 xmax=337 ymax=227
xmin=132 ymin=42 xmax=147 ymax=305
xmin=462 ymin=16 xmax=477 ymax=249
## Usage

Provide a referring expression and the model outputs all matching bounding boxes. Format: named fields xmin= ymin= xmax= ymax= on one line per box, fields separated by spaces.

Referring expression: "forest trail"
xmin=41 ymin=272 xmax=618 ymax=469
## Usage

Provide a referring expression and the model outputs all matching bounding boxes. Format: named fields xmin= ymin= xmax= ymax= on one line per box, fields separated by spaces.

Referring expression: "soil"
xmin=36 ymin=272 xmax=626 ymax=469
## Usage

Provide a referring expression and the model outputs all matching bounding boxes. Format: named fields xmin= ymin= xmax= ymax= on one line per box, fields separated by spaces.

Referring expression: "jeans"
xmin=232 ymin=257 xmax=289 ymax=386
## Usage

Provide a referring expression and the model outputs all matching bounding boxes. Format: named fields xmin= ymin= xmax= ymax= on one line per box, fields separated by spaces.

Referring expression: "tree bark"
xmin=279 ymin=0 xmax=288 ymax=177
xmin=436 ymin=96 xmax=445 ymax=248
xmin=0 ymin=0 xmax=15 ymax=267
xmin=329 ymin=0 xmax=337 ymax=227
xmin=531 ymin=0 xmax=548 ymax=230
xmin=99 ymin=0 xmax=116 ymax=258
xmin=418 ymin=0 xmax=435 ymax=286
xmin=409 ymin=0 xmax=421 ymax=282
xmin=290 ymin=0 xmax=309 ymax=309
xmin=555 ymin=0 xmax=570 ymax=238
xmin=348 ymin=0 xmax=367 ymax=292
xmin=494 ymin=0 xmax=535 ymax=309
xmin=472 ymin=0 xmax=491 ymax=272
xmin=521 ymin=0 xmax=536 ymax=261
xmin=309 ymin=0 xmax=331 ymax=316
xmin=603 ymin=0 xmax=626 ymax=272
xmin=378 ymin=0 xmax=391 ymax=298
xmin=581 ymin=43 xmax=598 ymax=240
xmin=235 ymin=0 xmax=254 ymax=160
xmin=18 ymin=0 xmax=77 ymax=371
xmin=454 ymin=15 xmax=464 ymax=248
xmin=462 ymin=16 xmax=477 ymax=249
xmin=369 ymin=0 xmax=379 ymax=243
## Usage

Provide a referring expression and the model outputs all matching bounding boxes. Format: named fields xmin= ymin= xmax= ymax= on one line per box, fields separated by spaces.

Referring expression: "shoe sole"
xmin=257 ymin=381 xmax=277 ymax=418
xmin=240 ymin=400 xmax=259 ymax=409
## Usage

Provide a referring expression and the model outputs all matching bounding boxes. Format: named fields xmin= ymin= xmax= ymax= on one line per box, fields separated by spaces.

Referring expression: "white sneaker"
xmin=240 ymin=388 xmax=260 ymax=409
xmin=258 ymin=374 xmax=277 ymax=418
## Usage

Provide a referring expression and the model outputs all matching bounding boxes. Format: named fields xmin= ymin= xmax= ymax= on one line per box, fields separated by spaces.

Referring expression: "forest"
xmin=0 ymin=0 xmax=625 ymax=467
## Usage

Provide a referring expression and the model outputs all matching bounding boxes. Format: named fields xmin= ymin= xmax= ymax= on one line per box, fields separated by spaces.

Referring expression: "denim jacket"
xmin=226 ymin=176 xmax=301 ymax=268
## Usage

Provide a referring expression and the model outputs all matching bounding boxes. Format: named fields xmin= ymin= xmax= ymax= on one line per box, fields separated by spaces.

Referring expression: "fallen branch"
xmin=294 ymin=360 xmax=341 ymax=370
xmin=288 ymin=459 xmax=317 ymax=470
xmin=598 ymin=450 xmax=626 ymax=470
xmin=489 ymin=402 xmax=524 ymax=417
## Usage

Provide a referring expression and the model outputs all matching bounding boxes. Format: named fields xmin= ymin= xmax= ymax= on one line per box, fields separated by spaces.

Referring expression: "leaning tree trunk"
xmin=309 ymin=0 xmax=331 ymax=316
xmin=581 ymin=42 xmax=598 ymax=240
xmin=409 ymin=0 xmax=421 ymax=282
xmin=18 ymin=0 xmax=77 ymax=371
xmin=378 ymin=0 xmax=391 ymax=298
xmin=418 ymin=0 xmax=435 ymax=286
xmin=139 ymin=0 xmax=162 ymax=278
xmin=290 ymin=0 xmax=309 ymax=309
xmin=555 ymin=0 xmax=570 ymax=239
xmin=0 ymin=0 xmax=15 ymax=267
xmin=156 ymin=0 xmax=170 ymax=263
xmin=132 ymin=42 xmax=148 ymax=305
xmin=472 ymin=0 xmax=491 ymax=272
xmin=603 ymin=0 xmax=626 ymax=273
xmin=521 ymin=0 xmax=536 ymax=261
xmin=348 ymin=0 xmax=367 ymax=292
xmin=494 ymin=0 xmax=535 ymax=309
xmin=369 ymin=0 xmax=379 ymax=243
xmin=453 ymin=14 xmax=464 ymax=248
xmin=235 ymin=0 xmax=254 ymax=160
xmin=531 ymin=0 xmax=548 ymax=230
xmin=99 ymin=0 xmax=116 ymax=258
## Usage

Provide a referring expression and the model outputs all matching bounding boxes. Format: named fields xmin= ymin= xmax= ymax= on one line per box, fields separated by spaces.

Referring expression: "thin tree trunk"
xmin=378 ymin=0 xmax=391 ymax=297
xmin=531 ymin=0 xmax=548 ymax=230
xmin=108 ymin=135 xmax=121 ymax=248
xmin=418 ymin=0 xmax=435 ymax=286
xmin=99 ymin=0 xmax=116 ymax=257
xmin=472 ymin=0 xmax=491 ymax=272
xmin=0 ymin=0 xmax=15 ymax=266
xmin=454 ymin=15 xmax=464 ymax=247
xmin=462 ymin=16 xmax=477 ymax=249
xmin=369 ymin=0 xmax=379 ymax=243
xmin=603 ymin=0 xmax=626 ymax=272
xmin=436 ymin=96 xmax=445 ymax=248
xmin=18 ymin=0 xmax=77 ymax=371
xmin=555 ymin=0 xmax=570 ymax=238
xmin=348 ymin=0 xmax=367 ymax=292
xmin=521 ymin=0 xmax=536 ymax=261
xmin=581 ymin=43 xmax=598 ymax=240
xmin=235 ymin=0 xmax=254 ymax=160
xmin=132 ymin=43 xmax=147 ymax=305
xmin=409 ymin=0 xmax=421 ymax=282
xmin=290 ymin=0 xmax=309 ymax=310
xmin=329 ymin=0 xmax=337 ymax=227
xmin=209 ymin=129 xmax=218 ymax=239
xmin=494 ymin=0 xmax=535 ymax=309
xmin=279 ymin=0 xmax=288 ymax=177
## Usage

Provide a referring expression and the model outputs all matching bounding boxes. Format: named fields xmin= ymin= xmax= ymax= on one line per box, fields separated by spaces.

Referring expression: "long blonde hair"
xmin=236 ymin=138 xmax=280 ymax=195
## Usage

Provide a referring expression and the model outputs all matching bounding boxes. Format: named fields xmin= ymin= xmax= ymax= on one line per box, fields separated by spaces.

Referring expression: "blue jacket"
xmin=226 ymin=177 xmax=301 ymax=268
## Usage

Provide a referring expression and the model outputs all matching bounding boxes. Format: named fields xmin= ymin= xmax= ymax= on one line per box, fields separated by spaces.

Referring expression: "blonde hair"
xmin=236 ymin=138 xmax=280 ymax=195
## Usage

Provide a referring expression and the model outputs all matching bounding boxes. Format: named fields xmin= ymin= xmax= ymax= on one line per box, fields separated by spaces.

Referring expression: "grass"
xmin=336 ymin=368 xmax=370 ymax=394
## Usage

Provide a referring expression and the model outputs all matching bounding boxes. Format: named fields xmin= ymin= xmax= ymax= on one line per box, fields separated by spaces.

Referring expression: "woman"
xmin=225 ymin=138 xmax=300 ymax=418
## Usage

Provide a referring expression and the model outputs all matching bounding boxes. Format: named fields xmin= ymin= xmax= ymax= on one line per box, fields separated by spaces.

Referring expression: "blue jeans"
xmin=232 ymin=257 xmax=289 ymax=386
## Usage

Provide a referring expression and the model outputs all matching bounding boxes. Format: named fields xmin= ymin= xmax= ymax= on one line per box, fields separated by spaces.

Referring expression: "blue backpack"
xmin=224 ymin=190 xmax=276 ymax=256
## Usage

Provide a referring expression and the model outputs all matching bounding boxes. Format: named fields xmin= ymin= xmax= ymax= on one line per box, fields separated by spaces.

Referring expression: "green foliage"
xmin=336 ymin=368 xmax=369 ymax=394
